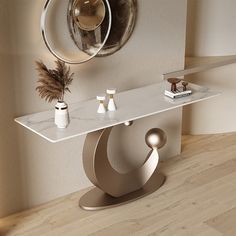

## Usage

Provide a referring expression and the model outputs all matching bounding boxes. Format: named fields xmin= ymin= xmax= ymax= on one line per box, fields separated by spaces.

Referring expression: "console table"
xmin=15 ymin=81 xmax=219 ymax=210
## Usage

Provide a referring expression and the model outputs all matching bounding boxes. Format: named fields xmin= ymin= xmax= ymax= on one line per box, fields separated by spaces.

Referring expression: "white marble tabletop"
xmin=15 ymin=82 xmax=220 ymax=143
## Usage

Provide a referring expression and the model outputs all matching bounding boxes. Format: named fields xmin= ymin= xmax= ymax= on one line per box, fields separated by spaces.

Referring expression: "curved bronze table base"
xmin=79 ymin=172 xmax=165 ymax=210
xmin=80 ymin=126 xmax=167 ymax=210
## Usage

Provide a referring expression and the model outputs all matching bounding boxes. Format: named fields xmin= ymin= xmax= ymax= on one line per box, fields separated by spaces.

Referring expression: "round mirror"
xmin=41 ymin=0 xmax=112 ymax=64
xmin=69 ymin=0 xmax=137 ymax=57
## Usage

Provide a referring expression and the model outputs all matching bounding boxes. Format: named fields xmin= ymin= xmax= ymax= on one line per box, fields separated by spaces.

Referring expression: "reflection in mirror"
xmin=72 ymin=0 xmax=106 ymax=31
xmin=68 ymin=0 xmax=137 ymax=57
xmin=41 ymin=0 xmax=111 ymax=64
xmin=68 ymin=0 xmax=111 ymax=58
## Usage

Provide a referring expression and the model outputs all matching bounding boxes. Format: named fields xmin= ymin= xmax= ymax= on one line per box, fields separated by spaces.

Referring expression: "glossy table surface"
xmin=15 ymin=82 xmax=220 ymax=143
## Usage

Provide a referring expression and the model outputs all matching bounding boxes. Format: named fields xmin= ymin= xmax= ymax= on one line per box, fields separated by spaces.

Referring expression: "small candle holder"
xmin=97 ymin=94 xmax=107 ymax=114
xmin=106 ymin=88 xmax=117 ymax=111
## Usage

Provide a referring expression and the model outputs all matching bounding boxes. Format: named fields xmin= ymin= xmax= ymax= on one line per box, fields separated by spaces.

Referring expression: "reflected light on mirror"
xmin=73 ymin=0 xmax=106 ymax=31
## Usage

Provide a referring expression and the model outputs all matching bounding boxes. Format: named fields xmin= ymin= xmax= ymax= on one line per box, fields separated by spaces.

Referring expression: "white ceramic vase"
xmin=55 ymin=101 xmax=69 ymax=129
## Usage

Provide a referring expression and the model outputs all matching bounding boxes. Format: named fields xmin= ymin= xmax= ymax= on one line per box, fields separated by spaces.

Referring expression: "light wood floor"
xmin=1 ymin=133 xmax=236 ymax=236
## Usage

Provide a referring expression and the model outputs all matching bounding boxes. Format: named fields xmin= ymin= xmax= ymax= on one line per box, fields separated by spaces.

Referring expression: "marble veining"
xmin=15 ymin=82 xmax=220 ymax=143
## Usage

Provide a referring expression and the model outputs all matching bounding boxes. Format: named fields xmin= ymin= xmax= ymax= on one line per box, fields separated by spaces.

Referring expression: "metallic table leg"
xmin=80 ymin=127 xmax=167 ymax=210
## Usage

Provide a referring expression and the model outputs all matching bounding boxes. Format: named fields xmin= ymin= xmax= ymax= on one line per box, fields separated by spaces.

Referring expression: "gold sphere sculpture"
xmin=145 ymin=128 xmax=167 ymax=149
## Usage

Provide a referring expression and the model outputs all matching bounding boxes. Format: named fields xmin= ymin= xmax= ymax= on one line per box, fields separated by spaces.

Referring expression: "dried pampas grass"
xmin=35 ymin=60 xmax=74 ymax=103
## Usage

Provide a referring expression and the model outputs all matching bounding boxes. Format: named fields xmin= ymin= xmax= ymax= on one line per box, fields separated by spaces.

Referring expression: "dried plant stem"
xmin=35 ymin=60 xmax=74 ymax=103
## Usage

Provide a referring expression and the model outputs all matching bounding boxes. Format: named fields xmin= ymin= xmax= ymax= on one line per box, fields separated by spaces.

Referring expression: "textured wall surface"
xmin=0 ymin=0 xmax=187 ymax=217
xmin=184 ymin=0 xmax=236 ymax=134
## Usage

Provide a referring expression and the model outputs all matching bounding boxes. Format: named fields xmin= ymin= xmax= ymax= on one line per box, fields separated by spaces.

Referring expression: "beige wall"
xmin=183 ymin=0 xmax=236 ymax=134
xmin=0 ymin=0 xmax=187 ymax=217
xmin=186 ymin=0 xmax=236 ymax=57
xmin=0 ymin=1 xmax=24 ymax=217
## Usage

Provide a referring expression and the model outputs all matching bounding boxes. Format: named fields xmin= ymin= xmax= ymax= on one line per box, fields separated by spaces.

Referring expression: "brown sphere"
xmin=145 ymin=128 xmax=167 ymax=149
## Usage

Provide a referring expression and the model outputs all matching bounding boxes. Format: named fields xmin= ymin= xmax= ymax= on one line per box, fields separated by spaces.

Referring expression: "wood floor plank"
xmin=1 ymin=133 xmax=236 ymax=236
xmin=206 ymin=206 xmax=236 ymax=236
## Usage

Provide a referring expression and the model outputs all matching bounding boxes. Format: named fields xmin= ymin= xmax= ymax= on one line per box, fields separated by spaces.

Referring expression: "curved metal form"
xmin=41 ymin=0 xmax=112 ymax=64
xmin=80 ymin=127 xmax=167 ymax=210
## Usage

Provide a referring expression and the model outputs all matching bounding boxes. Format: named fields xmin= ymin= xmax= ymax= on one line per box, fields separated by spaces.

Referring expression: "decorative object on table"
xmin=167 ymin=78 xmax=181 ymax=92
xmin=96 ymin=94 xmax=107 ymax=113
xmin=106 ymin=88 xmax=117 ymax=111
xmin=165 ymin=78 xmax=192 ymax=99
xmin=54 ymin=101 xmax=70 ymax=129
xmin=35 ymin=60 xmax=74 ymax=128
xmin=182 ymin=81 xmax=189 ymax=91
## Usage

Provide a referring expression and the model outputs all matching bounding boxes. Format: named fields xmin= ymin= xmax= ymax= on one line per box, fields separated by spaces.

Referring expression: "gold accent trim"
xmin=55 ymin=107 xmax=68 ymax=110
